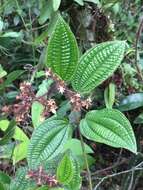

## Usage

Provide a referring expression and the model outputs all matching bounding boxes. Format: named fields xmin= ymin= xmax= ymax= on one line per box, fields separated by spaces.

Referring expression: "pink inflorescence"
xmin=26 ymin=166 xmax=58 ymax=187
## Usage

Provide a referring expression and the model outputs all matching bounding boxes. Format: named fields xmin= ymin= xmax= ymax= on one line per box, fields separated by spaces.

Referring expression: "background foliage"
xmin=0 ymin=0 xmax=143 ymax=190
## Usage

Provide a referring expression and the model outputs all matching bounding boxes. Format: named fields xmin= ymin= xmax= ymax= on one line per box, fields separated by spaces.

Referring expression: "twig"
xmin=79 ymin=129 xmax=93 ymax=190
xmin=127 ymin=170 xmax=134 ymax=190
xmin=93 ymin=161 xmax=143 ymax=190
xmin=92 ymin=158 xmax=127 ymax=175
xmin=32 ymin=23 xmax=49 ymax=31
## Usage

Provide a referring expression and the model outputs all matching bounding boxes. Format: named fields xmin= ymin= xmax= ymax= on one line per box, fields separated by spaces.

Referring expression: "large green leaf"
xmin=66 ymin=154 xmax=81 ymax=190
xmin=47 ymin=15 xmax=79 ymax=81
xmin=0 ymin=182 xmax=5 ymax=190
xmin=80 ymin=109 xmax=137 ymax=153
xmin=27 ymin=117 xmax=72 ymax=169
xmin=72 ymin=41 xmax=126 ymax=93
xmin=56 ymin=152 xmax=81 ymax=190
xmin=57 ymin=153 xmax=74 ymax=185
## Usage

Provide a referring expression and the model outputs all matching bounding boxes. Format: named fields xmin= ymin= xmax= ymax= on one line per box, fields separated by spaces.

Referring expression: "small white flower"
xmin=58 ymin=85 xmax=65 ymax=94
xmin=45 ymin=69 xmax=52 ymax=77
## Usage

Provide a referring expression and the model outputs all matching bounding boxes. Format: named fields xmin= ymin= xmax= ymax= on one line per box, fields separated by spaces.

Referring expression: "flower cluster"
xmin=45 ymin=68 xmax=66 ymax=94
xmin=26 ymin=166 xmax=58 ymax=187
xmin=2 ymin=82 xmax=58 ymax=123
xmin=38 ymin=98 xmax=57 ymax=116
xmin=2 ymin=68 xmax=92 ymax=123
xmin=66 ymin=91 xmax=92 ymax=111
xmin=45 ymin=68 xmax=92 ymax=111
xmin=2 ymin=82 xmax=35 ymax=122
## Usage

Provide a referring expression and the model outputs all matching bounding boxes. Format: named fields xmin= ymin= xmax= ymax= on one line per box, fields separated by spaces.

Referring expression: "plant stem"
xmin=28 ymin=7 xmax=36 ymax=66
xmin=28 ymin=7 xmax=37 ymax=83
xmin=15 ymin=0 xmax=29 ymax=31
xmin=135 ymin=18 xmax=143 ymax=81
xmin=79 ymin=128 xmax=93 ymax=190
xmin=15 ymin=0 xmax=37 ymax=83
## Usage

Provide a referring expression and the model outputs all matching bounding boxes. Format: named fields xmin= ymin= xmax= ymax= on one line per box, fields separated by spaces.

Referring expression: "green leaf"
xmin=38 ymin=0 xmax=53 ymax=24
xmin=117 ymin=93 xmax=143 ymax=111
xmin=0 ymin=120 xmax=29 ymax=163
xmin=13 ymin=141 xmax=29 ymax=164
xmin=63 ymin=139 xmax=95 ymax=170
xmin=0 ymin=120 xmax=9 ymax=130
xmin=13 ymin=126 xmax=29 ymax=142
xmin=5 ymin=91 xmax=19 ymax=102
xmin=2 ymin=32 xmax=22 ymax=38
xmin=56 ymin=152 xmax=81 ymax=189
xmin=66 ymin=154 xmax=81 ymax=190
xmin=102 ymin=0 xmax=121 ymax=4
xmin=3 ymin=70 xmax=24 ymax=87
xmin=0 ymin=19 xmax=4 ymax=31
xmin=47 ymin=15 xmax=79 ymax=81
xmin=77 ymin=155 xmax=95 ymax=170
xmin=104 ymin=83 xmax=116 ymax=108
xmin=74 ymin=0 xmax=84 ymax=6
xmin=32 ymin=101 xmax=44 ymax=128
xmin=63 ymin=138 xmax=93 ymax=155
xmin=0 ymin=64 xmax=7 ymax=78
xmin=0 ymin=171 xmax=11 ymax=184
xmin=57 ymin=101 xmax=71 ymax=117
xmin=72 ymin=41 xmax=126 ymax=93
xmin=9 ymin=167 xmax=36 ymax=190
xmin=27 ymin=117 xmax=72 ymax=169
xmin=52 ymin=0 xmax=61 ymax=11
xmin=134 ymin=113 xmax=143 ymax=124
xmin=0 ymin=182 xmax=5 ymax=190
xmin=36 ymin=79 xmax=53 ymax=97
xmin=80 ymin=108 xmax=137 ymax=154
xmin=84 ymin=0 xmax=101 ymax=5
xmin=46 ymin=12 xmax=59 ymax=36
xmin=57 ymin=153 xmax=74 ymax=185
xmin=0 ymin=120 xmax=16 ymax=145
xmin=0 ymin=143 xmax=15 ymax=159
xmin=35 ymin=71 xmax=45 ymax=78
